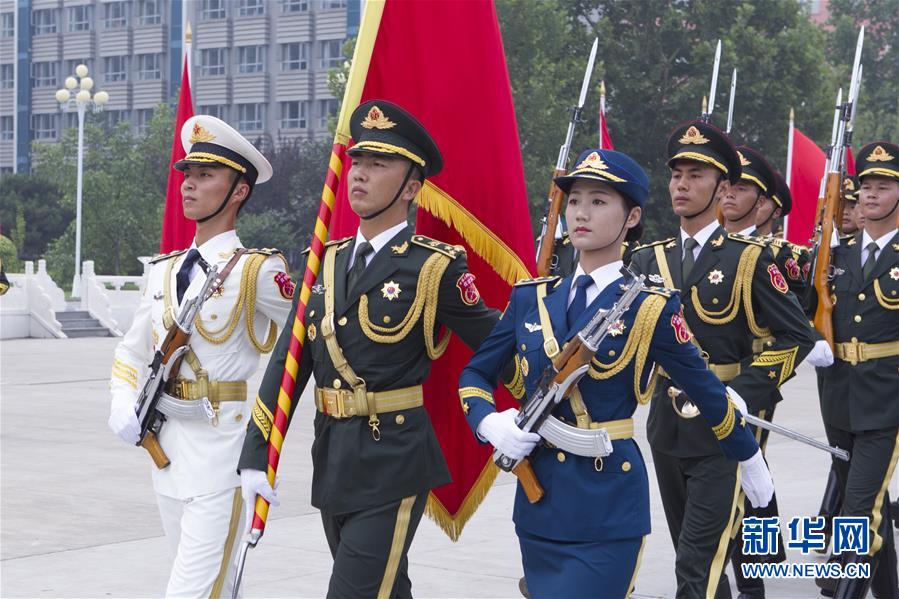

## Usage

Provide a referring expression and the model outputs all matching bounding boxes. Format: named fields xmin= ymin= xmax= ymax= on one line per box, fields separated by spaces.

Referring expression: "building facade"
xmin=0 ymin=0 xmax=357 ymax=174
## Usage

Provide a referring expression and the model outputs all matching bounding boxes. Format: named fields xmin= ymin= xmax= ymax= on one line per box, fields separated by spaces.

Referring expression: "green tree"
xmin=34 ymin=104 xmax=174 ymax=288
xmin=827 ymin=0 xmax=899 ymax=144
xmin=0 ymin=175 xmax=71 ymax=261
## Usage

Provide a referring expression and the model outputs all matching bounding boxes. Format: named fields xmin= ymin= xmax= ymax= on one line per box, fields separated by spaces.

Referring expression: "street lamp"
xmin=55 ymin=64 xmax=109 ymax=299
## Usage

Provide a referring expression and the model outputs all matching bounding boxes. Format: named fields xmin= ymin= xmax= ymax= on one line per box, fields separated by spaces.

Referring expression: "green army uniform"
xmin=627 ymin=121 xmax=814 ymax=598
xmin=813 ymin=142 xmax=899 ymax=598
xmin=238 ymin=100 xmax=513 ymax=599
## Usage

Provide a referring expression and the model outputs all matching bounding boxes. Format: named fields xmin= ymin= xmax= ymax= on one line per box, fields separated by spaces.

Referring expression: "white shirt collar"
xmin=568 ymin=260 xmax=624 ymax=308
xmin=349 ymin=221 xmax=408 ymax=268
xmin=861 ymin=229 xmax=896 ymax=254
xmin=680 ymin=220 xmax=720 ymax=255
xmin=190 ymin=230 xmax=240 ymax=264
xmin=738 ymin=226 xmax=756 ymax=237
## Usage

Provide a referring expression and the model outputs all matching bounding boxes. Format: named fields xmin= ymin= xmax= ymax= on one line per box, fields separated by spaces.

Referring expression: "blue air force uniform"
xmin=458 ymin=149 xmax=762 ymax=599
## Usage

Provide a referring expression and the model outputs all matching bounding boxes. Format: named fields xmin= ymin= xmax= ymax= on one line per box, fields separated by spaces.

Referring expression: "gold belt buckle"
xmin=322 ymin=388 xmax=348 ymax=418
xmin=842 ymin=342 xmax=860 ymax=365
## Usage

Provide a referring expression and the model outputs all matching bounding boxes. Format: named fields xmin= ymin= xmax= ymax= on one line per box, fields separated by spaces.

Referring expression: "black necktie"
xmin=682 ymin=237 xmax=699 ymax=283
xmin=176 ymin=249 xmax=203 ymax=304
xmin=347 ymin=241 xmax=373 ymax=293
xmin=567 ymin=274 xmax=593 ymax=328
xmin=863 ymin=242 xmax=878 ymax=279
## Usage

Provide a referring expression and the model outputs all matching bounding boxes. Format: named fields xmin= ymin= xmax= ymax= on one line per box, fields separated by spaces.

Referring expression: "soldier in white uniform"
xmin=108 ymin=116 xmax=293 ymax=597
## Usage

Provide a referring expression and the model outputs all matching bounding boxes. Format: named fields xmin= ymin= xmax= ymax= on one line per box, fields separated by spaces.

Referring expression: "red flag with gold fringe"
xmin=328 ymin=0 xmax=535 ymax=539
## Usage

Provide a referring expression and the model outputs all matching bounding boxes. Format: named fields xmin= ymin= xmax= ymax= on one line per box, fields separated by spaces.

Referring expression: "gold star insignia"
xmin=390 ymin=241 xmax=408 ymax=254
xmin=461 ymin=400 xmax=470 ymax=414
xmin=190 ymin=122 xmax=216 ymax=143
xmin=710 ymin=234 xmax=725 ymax=248
xmin=768 ymin=370 xmax=777 ymax=379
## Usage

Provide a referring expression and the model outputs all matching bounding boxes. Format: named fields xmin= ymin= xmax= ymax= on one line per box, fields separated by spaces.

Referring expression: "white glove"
xmin=477 ymin=408 xmax=540 ymax=461
xmin=240 ymin=468 xmax=279 ymax=535
xmin=726 ymin=386 xmax=748 ymax=417
xmin=108 ymin=395 xmax=141 ymax=444
xmin=805 ymin=339 xmax=835 ymax=368
xmin=740 ymin=449 xmax=775 ymax=508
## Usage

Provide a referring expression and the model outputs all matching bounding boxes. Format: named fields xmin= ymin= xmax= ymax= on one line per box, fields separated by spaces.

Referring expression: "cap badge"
xmin=361 ymin=105 xmax=397 ymax=130
xmin=843 ymin=178 xmax=856 ymax=191
xmin=678 ymin=125 xmax=710 ymax=145
xmin=576 ymin=151 xmax=608 ymax=170
xmin=867 ymin=145 xmax=895 ymax=162
xmin=738 ymin=151 xmax=751 ymax=167
xmin=190 ymin=122 xmax=216 ymax=144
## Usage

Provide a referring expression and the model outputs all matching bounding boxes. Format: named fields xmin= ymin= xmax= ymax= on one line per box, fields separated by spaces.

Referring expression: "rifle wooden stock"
xmin=536 ymin=170 xmax=567 ymax=277
xmin=512 ymin=459 xmax=544 ymax=503
xmin=813 ymin=172 xmax=843 ymax=349
xmin=140 ymin=431 xmax=171 ymax=469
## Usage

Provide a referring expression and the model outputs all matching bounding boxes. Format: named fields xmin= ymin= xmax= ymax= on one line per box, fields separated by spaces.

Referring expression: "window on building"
xmin=137 ymin=0 xmax=161 ymax=25
xmin=319 ymin=40 xmax=343 ymax=69
xmin=104 ymin=56 xmax=128 ymax=82
xmin=320 ymin=0 xmax=347 ymax=9
xmin=237 ymin=103 xmax=264 ymax=132
xmin=0 ymin=116 xmax=13 ymax=141
xmin=199 ymin=105 xmax=227 ymax=120
xmin=30 ymin=62 xmax=57 ymax=88
xmin=137 ymin=54 xmax=162 ymax=80
xmin=280 ymin=43 xmax=308 ymax=71
xmin=200 ymin=48 xmax=227 ymax=76
xmin=200 ymin=0 xmax=226 ymax=21
xmin=104 ymin=110 xmax=128 ymax=128
xmin=104 ymin=2 xmax=128 ymax=29
xmin=281 ymin=0 xmax=309 ymax=12
xmin=238 ymin=0 xmax=265 ymax=17
xmin=31 ymin=113 xmax=58 ymax=140
xmin=318 ymin=99 xmax=338 ymax=129
xmin=280 ymin=101 xmax=307 ymax=130
xmin=238 ymin=46 xmax=265 ymax=74
xmin=1 ymin=64 xmax=13 ymax=89
xmin=66 ymin=59 xmax=92 ymax=76
xmin=67 ymin=5 xmax=93 ymax=32
xmin=1 ymin=12 xmax=14 ymax=37
xmin=64 ymin=112 xmax=79 ymax=130
xmin=136 ymin=109 xmax=154 ymax=135
xmin=31 ymin=9 xmax=57 ymax=35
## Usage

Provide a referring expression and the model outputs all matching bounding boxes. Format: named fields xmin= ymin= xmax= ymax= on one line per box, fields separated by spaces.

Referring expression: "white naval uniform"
xmin=110 ymin=230 xmax=292 ymax=597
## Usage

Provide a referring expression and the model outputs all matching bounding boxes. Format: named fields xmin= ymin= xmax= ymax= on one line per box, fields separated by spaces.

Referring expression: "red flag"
xmin=329 ymin=0 xmax=535 ymax=539
xmin=600 ymin=109 xmax=614 ymax=150
xmin=786 ymin=128 xmax=825 ymax=246
xmin=846 ymin=147 xmax=855 ymax=176
xmin=159 ymin=56 xmax=195 ymax=253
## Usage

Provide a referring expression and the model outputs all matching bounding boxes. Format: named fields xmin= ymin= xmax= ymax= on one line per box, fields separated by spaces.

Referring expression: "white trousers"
xmin=156 ymin=487 xmax=244 ymax=598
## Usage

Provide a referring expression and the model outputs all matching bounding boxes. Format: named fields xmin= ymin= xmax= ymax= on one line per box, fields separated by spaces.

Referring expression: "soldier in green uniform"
xmin=810 ymin=141 xmax=899 ymax=598
xmin=841 ymin=175 xmax=864 ymax=235
xmin=238 ymin=100 xmax=516 ymax=599
xmin=627 ymin=120 xmax=815 ymax=598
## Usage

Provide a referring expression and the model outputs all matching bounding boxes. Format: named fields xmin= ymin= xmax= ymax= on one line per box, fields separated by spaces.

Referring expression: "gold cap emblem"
xmin=576 ymin=151 xmax=608 ymax=170
xmin=361 ymin=105 xmax=396 ymax=130
xmin=190 ymin=122 xmax=216 ymax=143
xmin=678 ymin=125 xmax=710 ymax=145
xmin=867 ymin=145 xmax=895 ymax=162
xmin=738 ymin=151 xmax=751 ymax=167
xmin=843 ymin=177 xmax=856 ymax=190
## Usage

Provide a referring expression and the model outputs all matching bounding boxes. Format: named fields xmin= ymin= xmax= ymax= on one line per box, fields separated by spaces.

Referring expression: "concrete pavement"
xmin=1 ymin=336 xmax=895 ymax=598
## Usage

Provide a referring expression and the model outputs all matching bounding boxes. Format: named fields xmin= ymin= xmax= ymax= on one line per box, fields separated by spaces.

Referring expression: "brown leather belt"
xmin=314 ymin=385 xmax=423 ymax=419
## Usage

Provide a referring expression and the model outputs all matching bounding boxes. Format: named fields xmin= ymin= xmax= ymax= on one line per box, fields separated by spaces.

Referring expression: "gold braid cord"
xmin=690 ymin=244 xmax=769 ymax=337
xmin=358 ymin=252 xmax=452 ymax=359
xmin=875 ymin=280 xmax=899 ymax=310
xmin=588 ymin=294 xmax=666 ymax=405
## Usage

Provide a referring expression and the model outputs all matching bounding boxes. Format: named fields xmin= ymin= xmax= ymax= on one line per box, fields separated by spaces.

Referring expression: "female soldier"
xmin=459 ymin=148 xmax=773 ymax=598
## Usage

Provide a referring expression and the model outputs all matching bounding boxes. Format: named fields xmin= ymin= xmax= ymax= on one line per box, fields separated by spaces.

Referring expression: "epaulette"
xmin=766 ymin=236 xmax=787 ymax=249
xmin=244 ymin=247 xmax=283 ymax=256
xmin=634 ymin=237 xmax=677 ymax=251
xmin=410 ymin=235 xmax=465 ymax=259
xmin=514 ymin=275 xmax=561 ymax=287
xmin=727 ymin=233 xmax=767 ymax=247
xmin=642 ymin=286 xmax=674 ymax=298
xmin=148 ymin=249 xmax=188 ymax=264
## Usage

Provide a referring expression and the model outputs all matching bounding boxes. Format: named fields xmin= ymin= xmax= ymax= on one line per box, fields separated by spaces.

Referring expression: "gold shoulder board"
xmin=727 ymin=233 xmax=767 ymax=247
xmin=410 ymin=235 xmax=464 ymax=258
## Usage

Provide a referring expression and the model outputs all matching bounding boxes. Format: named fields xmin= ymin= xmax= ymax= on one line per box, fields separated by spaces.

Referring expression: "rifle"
xmin=535 ymin=37 xmax=598 ymax=277
xmin=812 ymin=27 xmax=864 ymax=350
xmin=494 ymin=268 xmax=646 ymax=503
xmin=134 ymin=265 xmax=220 ymax=468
